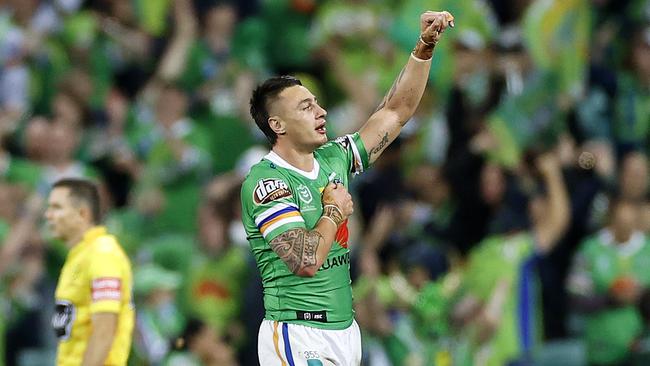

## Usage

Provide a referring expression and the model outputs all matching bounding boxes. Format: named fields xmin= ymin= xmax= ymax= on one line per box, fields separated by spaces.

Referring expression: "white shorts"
xmin=258 ymin=319 xmax=362 ymax=366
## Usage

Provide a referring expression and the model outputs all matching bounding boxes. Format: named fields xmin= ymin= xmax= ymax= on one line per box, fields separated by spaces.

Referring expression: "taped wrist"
xmin=412 ymin=34 xmax=435 ymax=60
xmin=321 ymin=204 xmax=344 ymax=227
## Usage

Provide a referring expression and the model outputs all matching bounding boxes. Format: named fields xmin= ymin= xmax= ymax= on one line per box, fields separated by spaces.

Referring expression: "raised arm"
xmin=0 ymin=193 xmax=43 ymax=276
xmin=533 ymin=152 xmax=570 ymax=253
xmin=269 ymin=182 xmax=353 ymax=277
xmin=138 ymin=0 xmax=197 ymax=104
xmin=359 ymin=11 xmax=454 ymax=164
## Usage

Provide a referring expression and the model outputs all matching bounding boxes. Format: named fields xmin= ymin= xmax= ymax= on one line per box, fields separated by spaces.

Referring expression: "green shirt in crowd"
xmin=463 ymin=232 xmax=541 ymax=366
xmin=0 ymin=155 xmax=43 ymax=193
xmin=615 ymin=73 xmax=649 ymax=152
xmin=567 ymin=230 xmax=650 ymax=365
xmin=130 ymin=116 xmax=213 ymax=235
xmin=185 ymin=245 xmax=249 ymax=335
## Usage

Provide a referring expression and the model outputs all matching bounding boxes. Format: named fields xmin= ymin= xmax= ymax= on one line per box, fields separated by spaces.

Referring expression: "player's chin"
xmin=309 ymin=135 xmax=327 ymax=149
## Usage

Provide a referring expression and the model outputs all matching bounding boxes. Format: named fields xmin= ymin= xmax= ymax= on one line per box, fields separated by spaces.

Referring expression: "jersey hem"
xmin=264 ymin=317 xmax=354 ymax=330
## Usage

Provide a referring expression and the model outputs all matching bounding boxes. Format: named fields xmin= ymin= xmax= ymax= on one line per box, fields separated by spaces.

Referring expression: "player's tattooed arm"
xmin=269 ymin=228 xmax=322 ymax=275
xmin=271 ymin=182 xmax=352 ymax=277
xmin=374 ymin=67 xmax=406 ymax=113
xmin=359 ymin=11 xmax=453 ymax=165
xmin=368 ymin=132 xmax=390 ymax=160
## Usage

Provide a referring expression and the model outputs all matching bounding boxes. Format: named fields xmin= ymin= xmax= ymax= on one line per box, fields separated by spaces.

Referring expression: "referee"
xmin=46 ymin=178 xmax=134 ymax=366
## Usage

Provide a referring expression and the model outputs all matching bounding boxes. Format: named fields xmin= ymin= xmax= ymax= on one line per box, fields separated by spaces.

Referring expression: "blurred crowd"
xmin=0 ymin=0 xmax=648 ymax=365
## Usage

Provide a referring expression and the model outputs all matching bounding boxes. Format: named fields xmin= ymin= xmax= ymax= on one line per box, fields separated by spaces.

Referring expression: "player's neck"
xmin=271 ymin=145 xmax=314 ymax=172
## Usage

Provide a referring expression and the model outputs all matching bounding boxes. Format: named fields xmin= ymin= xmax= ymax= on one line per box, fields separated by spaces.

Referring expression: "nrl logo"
xmin=254 ymin=179 xmax=292 ymax=204
xmin=297 ymin=184 xmax=313 ymax=204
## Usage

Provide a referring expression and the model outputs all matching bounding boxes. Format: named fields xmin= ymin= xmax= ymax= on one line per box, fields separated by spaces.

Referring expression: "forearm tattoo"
xmin=369 ymin=132 xmax=390 ymax=159
xmin=322 ymin=204 xmax=345 ymax=226
xmin=269 ymin=228 xmax=322 ymax=273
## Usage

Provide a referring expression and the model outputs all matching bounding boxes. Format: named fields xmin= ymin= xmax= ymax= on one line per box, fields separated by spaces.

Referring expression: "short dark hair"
xmin=250 ymin=76 xmax=302 ymax=145
xmin=52 ymin=178 xmax=101 ymax=224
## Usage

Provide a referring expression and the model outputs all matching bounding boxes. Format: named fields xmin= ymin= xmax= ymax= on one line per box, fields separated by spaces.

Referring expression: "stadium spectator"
xmin=568 ymin=197 xmax=650 ymax=366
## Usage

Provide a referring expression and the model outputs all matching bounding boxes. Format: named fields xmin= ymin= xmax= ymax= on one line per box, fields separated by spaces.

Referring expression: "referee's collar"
xmin=71 ymin=226 xmax=107 ymax=255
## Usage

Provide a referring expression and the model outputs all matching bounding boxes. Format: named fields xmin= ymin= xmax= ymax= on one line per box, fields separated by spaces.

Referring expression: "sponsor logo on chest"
xmin=254 ymin=179 xmax=292 ymax=204
xmin=319 ymin=252 xmax=350 ymax=271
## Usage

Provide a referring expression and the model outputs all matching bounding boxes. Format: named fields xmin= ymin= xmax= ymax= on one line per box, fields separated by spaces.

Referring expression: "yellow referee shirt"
xmin=53 ymin=226 xmax=134 ymax=366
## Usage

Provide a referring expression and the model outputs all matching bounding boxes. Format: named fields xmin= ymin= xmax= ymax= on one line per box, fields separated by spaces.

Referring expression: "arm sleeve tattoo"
xmin=269 ymin=228 xmax=322 ymax=273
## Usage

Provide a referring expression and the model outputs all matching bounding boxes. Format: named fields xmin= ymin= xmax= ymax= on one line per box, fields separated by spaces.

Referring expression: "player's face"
xmin=273 ymin=85 xmax=328 ymax=151
xmin=45 ymin=187 xmax=86 ymax=242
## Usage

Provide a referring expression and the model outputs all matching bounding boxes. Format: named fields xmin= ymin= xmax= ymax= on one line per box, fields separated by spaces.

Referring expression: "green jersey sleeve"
xmin=317 ymin=132 xmax=370 ymax=176
xmin=242 ymin=167 xmax=306 ymax=243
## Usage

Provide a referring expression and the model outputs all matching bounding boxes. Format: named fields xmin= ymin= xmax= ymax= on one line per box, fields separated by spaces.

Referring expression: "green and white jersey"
xmin=241 ymin=133 xmax=369 ymax=330
xmin=567 ymin=230 xmax=650 ymax=365
xmin=463 ymin=232 xmax=541 ymax=366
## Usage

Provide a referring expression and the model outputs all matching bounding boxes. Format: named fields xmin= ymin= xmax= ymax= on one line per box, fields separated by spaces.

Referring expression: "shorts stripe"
xmin=273 ymin=321 xmax=287 ymax=366
xmin=282 ymin=323 xmax=296 ymax=366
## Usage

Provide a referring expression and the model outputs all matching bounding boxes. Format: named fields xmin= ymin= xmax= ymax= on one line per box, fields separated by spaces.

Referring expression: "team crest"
xmin=254 ymin=178 xmax=292 ymax=205
xmin=297 ymin=184 xmax=313 ymax=204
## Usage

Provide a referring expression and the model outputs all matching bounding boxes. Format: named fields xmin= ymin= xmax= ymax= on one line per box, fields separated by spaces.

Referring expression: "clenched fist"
xmin=420 ymin=11 xmax=455 ymax=46
xmin=321 ymin=181 xmax=354 ymax=226
xmin=413 ymin=11 xmax=454 ymax=60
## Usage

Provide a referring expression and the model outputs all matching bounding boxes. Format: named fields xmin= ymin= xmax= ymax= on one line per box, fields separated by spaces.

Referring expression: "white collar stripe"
xmin=598 ymin=229 xmax=646 ymax=257
xmin=264 ymin=151 xmax=320 ymax=180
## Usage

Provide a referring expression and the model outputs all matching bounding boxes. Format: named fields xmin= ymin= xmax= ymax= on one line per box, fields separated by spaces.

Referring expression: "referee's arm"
xmin=81 ymin=312 xmax=118 ymax=366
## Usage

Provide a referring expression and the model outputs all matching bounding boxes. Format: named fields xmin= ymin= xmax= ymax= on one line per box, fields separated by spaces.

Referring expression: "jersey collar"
xmin=264 ymin=151 xmax=320 ymax=180
xmin=70 ymin=226 xmax=107 ymax=256
xmin=599 ymin=229 xmax=646 ymax=257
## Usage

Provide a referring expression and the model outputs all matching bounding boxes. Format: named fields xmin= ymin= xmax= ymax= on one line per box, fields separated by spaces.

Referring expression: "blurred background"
xmin=0 ymin=0 xmax=648 ymax=365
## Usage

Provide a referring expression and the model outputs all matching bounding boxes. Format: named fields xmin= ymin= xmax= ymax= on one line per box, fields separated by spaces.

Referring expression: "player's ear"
xmin=268 ymin=116 xmax=286 ymax=135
